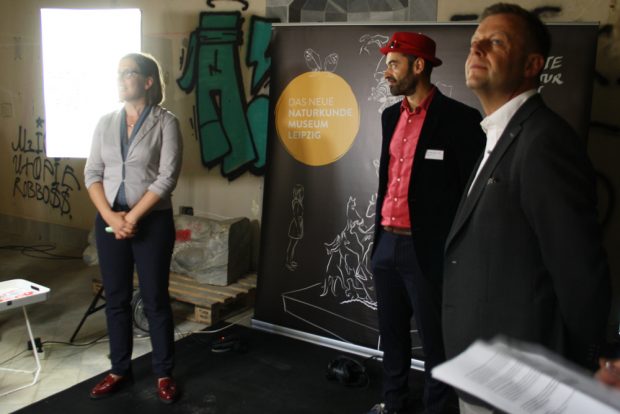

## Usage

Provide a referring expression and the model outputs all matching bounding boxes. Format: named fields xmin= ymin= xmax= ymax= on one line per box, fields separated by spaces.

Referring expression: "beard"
xmin=388 ymin=71 xmax=418 ymax=96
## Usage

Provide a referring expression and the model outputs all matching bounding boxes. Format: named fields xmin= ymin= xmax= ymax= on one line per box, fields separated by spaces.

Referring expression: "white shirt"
xmin=468 ymin=89 xmax=538 ymax=195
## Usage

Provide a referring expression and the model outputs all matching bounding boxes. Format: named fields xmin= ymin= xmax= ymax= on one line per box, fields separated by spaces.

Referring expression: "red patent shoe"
xmin=157 ymin=377 xmax=178 ymax=404
xmin=89 ymin=373 xmax=132 ymax=399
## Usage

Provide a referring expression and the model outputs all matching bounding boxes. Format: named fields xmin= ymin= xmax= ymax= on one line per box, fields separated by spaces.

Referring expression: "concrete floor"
xmin=0 ymin=231 xmax=251 ymax=413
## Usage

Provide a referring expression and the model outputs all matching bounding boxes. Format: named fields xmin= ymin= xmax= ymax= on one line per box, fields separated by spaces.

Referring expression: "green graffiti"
xmin=247 ymin=16 xmax=272 ymax=95
xmin=177 ymin=11 xmax=274 ymax=179
xmin=247 ymin=95 xmax=269 ymax=170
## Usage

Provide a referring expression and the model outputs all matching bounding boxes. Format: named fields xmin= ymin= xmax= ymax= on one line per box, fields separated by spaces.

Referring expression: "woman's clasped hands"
xmin=105 ymin=211 xmax=138 ymax=239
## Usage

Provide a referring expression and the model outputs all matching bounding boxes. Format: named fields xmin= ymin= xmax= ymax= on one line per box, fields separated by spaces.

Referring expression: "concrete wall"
xmin=0 ymin=0 xmax=268 ymax=239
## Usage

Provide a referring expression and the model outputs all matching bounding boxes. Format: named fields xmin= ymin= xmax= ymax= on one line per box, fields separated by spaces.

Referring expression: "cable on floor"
xmin=0 ymin=349 xmax=30 ymax=366
xmin=42 ymin=332 xmax=110 ymax=347
xmin=0 ymin=244 xmax=83 ymax=260
xmin=176 ymin=311 xmax=253 ymax=336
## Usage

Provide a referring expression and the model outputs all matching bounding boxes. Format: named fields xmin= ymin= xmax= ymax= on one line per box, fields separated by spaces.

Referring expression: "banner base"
xmin=251 ymin=318 xmax=425 ymax=371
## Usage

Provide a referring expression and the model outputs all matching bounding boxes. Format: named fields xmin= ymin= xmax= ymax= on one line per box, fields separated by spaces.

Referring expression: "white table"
xmin=0 ymin=279 xmax=50 ymax=397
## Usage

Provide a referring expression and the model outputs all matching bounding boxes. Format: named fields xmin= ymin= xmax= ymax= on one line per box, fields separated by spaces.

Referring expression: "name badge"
xmin=425 ymin=149 xmax=444 ymax=160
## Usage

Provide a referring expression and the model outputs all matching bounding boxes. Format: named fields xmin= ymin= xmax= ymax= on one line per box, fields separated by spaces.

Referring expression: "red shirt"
xmin=381 ymin=87 xmax=436 ymax=229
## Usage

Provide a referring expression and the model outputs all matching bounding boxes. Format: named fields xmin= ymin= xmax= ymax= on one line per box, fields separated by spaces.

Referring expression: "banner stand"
xmin=256 ymin=23 xmax=597 ymax=367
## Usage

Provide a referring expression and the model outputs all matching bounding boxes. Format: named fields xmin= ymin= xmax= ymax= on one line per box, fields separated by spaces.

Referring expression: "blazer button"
xmin=451 ymin=259 xmax=457 ymax=264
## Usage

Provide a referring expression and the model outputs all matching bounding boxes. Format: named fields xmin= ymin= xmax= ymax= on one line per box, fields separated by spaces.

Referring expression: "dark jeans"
xmin=95 ymin=208 xmax=176 ymax=377
xmin=371 ymin=230 xmax=449 ymax=413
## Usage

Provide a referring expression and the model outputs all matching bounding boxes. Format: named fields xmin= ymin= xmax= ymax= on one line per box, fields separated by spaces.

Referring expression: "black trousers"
xmin=371 ymin=230 xmax=449 ymax=413
xmin=95 ymin=208 xmax=176 ymax=377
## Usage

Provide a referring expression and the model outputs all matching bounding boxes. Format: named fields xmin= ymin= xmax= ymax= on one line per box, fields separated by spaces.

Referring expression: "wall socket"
xmin=179 ymin=206 xmax=194 ymax=215
xmin=26 ymin=337 xmax=45 ymax=359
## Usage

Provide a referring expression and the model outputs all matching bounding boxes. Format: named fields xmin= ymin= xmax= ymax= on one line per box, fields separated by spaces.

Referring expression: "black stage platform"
xmin=15 ymin=324 xmax=457 ymax=413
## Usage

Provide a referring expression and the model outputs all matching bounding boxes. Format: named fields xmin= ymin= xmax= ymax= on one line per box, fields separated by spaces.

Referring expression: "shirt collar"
xmin=400 ymin=85 xmax=437 ymax=114
xmin=480 ymin=89 xmax=537 ymax=134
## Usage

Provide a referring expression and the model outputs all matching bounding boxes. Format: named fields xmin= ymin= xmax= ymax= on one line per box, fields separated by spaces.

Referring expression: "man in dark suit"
xmin=442 ymin=4 xmax=611 ymax=413
xmin=368 ymin=32 xmax=484 ymax=414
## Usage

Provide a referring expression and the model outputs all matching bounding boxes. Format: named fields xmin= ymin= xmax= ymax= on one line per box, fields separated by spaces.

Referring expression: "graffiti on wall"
xmin=178 ymin=11 xmax=275 ymax=180
xmin=11 ymin=117 xmax=81 ymax=218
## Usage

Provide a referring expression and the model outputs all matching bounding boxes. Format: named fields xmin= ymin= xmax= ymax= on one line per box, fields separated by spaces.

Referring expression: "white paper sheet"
xmin=432 ymin=338 xmax=620 ymax=413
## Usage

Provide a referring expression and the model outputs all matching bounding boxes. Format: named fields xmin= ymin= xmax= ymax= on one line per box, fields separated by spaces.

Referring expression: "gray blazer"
xmin=84 ymin=105 xmax=183 ymax=211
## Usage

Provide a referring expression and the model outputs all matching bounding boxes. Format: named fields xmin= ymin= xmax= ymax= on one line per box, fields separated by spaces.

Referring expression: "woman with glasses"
xmin=84 ymin=52 xmax=183 ymax=404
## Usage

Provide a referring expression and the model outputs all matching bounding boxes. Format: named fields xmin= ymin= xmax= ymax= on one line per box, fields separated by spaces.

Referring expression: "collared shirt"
xmin=381 ymin=86 xmax=436 ymax=228
xmin=468 ymin=89 xmax=537 ymax=195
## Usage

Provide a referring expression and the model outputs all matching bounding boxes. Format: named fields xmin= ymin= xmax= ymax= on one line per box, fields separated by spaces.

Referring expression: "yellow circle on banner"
xmin=275 ymin=72 xmax=360 ymax=166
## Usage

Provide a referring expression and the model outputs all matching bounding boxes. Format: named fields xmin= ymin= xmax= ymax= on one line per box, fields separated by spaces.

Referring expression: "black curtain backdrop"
xmin=256 ymin=23 xmax=597 ymax=352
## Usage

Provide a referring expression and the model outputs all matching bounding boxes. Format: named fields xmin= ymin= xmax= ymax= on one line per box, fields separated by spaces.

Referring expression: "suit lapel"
xmin=111 ymin=110 xmax=124 ymax=158
xmin=445 ymin=95 xmax=543 ymax=249
xmin=127 ymin=107 xmax=159 ymax=155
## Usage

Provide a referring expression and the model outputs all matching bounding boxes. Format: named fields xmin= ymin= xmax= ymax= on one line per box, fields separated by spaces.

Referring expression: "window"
xmin=41 ymin=8 xmax=141 ymax=158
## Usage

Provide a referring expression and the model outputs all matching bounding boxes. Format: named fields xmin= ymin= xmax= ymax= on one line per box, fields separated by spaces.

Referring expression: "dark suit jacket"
xmin=443 ymin=94 xmax=610 ymax=371
xmin=373 ymin=90 xmax=485 ymax=280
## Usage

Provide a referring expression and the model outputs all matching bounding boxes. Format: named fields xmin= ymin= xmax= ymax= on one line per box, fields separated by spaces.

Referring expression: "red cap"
xmin=380 ymin=32 xmax=442 ymax=67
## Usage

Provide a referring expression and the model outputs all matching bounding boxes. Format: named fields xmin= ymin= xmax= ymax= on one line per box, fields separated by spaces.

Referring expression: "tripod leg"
xmin=69 ymin=284 xmax=106 ymax=343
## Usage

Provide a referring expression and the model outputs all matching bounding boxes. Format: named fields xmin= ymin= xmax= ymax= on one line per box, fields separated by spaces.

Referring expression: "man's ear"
xmin=412 ymin=57 xmax=425 ymax=75
xmin=524 ymin=53 xmax=545 ymax=80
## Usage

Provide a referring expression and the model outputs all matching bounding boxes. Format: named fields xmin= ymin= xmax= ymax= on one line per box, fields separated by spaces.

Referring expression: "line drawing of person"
xmin=285 ymin=184 xmax=304 ymax=271
xmin=321 ymin=195 xmax=376 ymax=309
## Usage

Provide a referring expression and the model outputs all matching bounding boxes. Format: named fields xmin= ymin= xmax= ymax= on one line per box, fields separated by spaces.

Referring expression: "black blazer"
xmin=373 ymin=89 xmax=485 ymax=280
xmin=443 ymin=95 xmax=610 ymax=370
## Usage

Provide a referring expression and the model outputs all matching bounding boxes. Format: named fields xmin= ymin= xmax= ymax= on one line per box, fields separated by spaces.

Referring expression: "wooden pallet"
xmin=92 ymin=272 xmax=257 ymax=326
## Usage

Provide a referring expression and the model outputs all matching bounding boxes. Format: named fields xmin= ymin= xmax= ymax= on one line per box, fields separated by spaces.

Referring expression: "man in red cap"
xmin=368 ymin=32 xmax=484 ymax=414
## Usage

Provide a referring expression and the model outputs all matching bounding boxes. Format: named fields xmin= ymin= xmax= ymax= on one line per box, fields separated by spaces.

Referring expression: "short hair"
xmin=121 ymin=52 xmax=165 ymax=105
xmin=481 ymin=3 xmax=551 ymax=60
xmin=405 ymin=54 xmax=433 ymax=78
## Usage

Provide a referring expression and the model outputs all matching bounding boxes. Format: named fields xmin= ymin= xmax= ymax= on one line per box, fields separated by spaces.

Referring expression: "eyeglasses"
xmin=118 ymin=70 xmax=141 ymax=80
